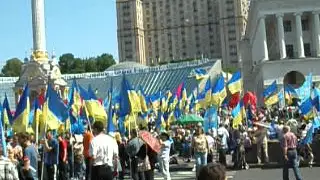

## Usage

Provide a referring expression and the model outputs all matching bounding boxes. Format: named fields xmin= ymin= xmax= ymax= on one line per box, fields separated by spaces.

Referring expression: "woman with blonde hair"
xmin=192 ymin=123 xmax=209 ymax=176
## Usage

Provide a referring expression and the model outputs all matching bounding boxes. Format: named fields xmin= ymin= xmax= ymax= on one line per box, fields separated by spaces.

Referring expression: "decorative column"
xmin=260 ymin=16 xmax=269 ymax=61
xmin=276 ymin=13 xmax=287 ymax=59
xmin=313 ymin=11 xmax=320 ymax=57
xmin=294 ymin=12 xmax=305 ymax=58
xmin=31 ymin=0 xmax=48 ymax=61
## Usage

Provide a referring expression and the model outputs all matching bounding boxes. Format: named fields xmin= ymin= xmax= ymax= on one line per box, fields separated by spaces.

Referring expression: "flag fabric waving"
xmin=12 ymin=84 xmax=30 ymax=133
xmin=263 ymin=81 xmax=277 ymax=99
xmin=231 ymin=102 xmax=242 ymax=129
xmin=211 ymin=75 xmax=227 ymax=106
xmin=228 ymin=71 xmax=242 ymax=94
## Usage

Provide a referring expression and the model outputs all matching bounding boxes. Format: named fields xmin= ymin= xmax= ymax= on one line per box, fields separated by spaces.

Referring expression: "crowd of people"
xmin=0 ymin=104 xmax=319 ymax=180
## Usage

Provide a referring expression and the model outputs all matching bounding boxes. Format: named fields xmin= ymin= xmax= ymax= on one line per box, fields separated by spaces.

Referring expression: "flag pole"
xmin=41 ymin=100 xmax=49 ymax=180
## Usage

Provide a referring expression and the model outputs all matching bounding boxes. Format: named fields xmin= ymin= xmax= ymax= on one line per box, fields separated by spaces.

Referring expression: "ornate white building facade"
xmin=241 ymin=0 xmax=320 ymax=105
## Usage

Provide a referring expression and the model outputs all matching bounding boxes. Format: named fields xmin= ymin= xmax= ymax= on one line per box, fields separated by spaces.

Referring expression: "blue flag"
xmin=107 ymin=78 xmax=116 ymax=133
xmin=204 ymin=107 xmax=218 ymax=133
xmin=300 ymin=125 xmax=314 ymax=145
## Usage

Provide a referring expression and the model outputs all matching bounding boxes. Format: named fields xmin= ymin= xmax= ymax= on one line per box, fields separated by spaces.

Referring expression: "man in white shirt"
xmin=90 ymin=121 xmax=119 ymax=180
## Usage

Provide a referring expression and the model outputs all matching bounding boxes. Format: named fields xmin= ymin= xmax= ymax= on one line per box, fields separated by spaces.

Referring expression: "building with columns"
xmin=116 ymin=0 xmax=249 ymax=67
xmin=241 ymin=0 xmax=320 ymax=105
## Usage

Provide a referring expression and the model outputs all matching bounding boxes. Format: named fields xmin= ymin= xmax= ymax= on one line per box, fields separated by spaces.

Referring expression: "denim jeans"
xmin=283 ymin=149 xmax=303 ymax=180
xmin=194 ymin=152 xmax=207 ymax=175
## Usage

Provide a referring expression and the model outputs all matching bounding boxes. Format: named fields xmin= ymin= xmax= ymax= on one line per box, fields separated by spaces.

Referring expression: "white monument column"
xmin=276 ymin=13 xmax=287 ymax=59
xmin=260 ymin=16 xmax=269 ymax=61
xmin=31 ymin=0 xmax=48 ymax=61
xmin=313 ymin=11 xmax=320 ymax=57
xmin=295 ymin=12 xmax=305 ymax=58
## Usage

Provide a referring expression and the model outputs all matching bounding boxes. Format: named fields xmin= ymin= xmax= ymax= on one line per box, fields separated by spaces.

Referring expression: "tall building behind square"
xmin=116 ymin=0 xmax=249 ymax=68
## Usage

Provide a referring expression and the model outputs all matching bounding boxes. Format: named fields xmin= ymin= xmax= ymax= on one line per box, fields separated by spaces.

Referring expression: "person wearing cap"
xmin=159 ymin=132 xmax=172 ymax=180
xmin=192 ymin=123 xmax=209 ymax=176
xmin=0 ymin=145 xmax=19 ymax=180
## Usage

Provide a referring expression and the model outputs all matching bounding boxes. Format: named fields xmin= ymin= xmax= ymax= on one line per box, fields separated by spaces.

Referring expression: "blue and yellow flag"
xmin=31 ymin=99 xmax=42 ymax=134
xmin=194 ymin=68 xmax=209 ymax=80
xmin=299 ymin=98 xmax=314 ymax=120
xmin=68 ymin=80 xmax=82 ymax=117
xmin=212 ymin=75 xmax=227 ymax=106
xmin=232 ymin=102 xmax=242 ymax=129
xmin=80 ymin=84 xmax=107 ymax=125
xmin=285 ymin=85 xmax=298 ymax=105
xmin=12 ymin=84 xmax=30 ymax=133
xmin=3 ymin=94 xmax=12 ymax=126
xmin=138 ymin=87 xmax=148 ymax=113
xmin=228 ymin=71 xmax=242 ymax=94
xmin=126 ymin=82 xmax=141 ymax=113
xmin=43 ymin=85 xmax=69 ymax=131
xmin=263 ymin=81 xmax=277 ymax=99
xmin=264 ymin=92 xmax=279 ymax=107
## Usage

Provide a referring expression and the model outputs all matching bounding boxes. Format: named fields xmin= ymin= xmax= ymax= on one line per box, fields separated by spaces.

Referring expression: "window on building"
xmin=230 ymin=52 xmax=237 ymax=56
xmin=304 ymin=43 xmax=311 ymax=57
xmin=286 ymin=44 xmax=294 ymax=58
xmin=302 ymin=19 xmax=309 ymax=31
xmin=284 ymin=20 xmax=292 ymax=32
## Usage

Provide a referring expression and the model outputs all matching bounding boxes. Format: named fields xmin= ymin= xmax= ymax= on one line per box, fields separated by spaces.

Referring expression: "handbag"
xmin=137 ymin=155 xmax=151 ymax=172
xmin=137 ymin=146 xmax=152 ymax=173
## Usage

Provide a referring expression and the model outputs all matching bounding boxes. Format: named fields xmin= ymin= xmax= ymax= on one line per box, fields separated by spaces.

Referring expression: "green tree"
xmin=96 ymin=53 xmax=116 ymax=71
xmin=85 ymin=58 xmax=98 ymax=72
xmin=58 ymin=53 xmax=116 ymax=74
xmin=71 ymin=58 xmax=85 ymax=73
xmin=1 ymin=58 xmax=23 ymax=77
xmin=58 ymin=53 xmax=75 ymax=74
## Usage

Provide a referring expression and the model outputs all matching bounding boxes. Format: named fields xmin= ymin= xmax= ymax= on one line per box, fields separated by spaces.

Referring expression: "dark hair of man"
xmin=20 ymin=132 xmax=30 ymax=141
xmin=198 ymin=163 xmax=226 ymax=180
xmin=130 ymin=129 xmax=138 ymax=137
xmin=93 ymin=121 xmax=104 ymax=133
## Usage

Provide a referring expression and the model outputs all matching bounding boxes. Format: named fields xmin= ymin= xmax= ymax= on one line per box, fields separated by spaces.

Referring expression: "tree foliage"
xmin=58 ymin=53 xmax=116 ymax=74
xmin=1 ymin=58 xmax=23 ymax=77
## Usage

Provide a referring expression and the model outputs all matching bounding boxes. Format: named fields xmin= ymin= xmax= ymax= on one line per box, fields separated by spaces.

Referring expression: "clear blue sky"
xmin=0 ymin=0 xmax=118 ymax=64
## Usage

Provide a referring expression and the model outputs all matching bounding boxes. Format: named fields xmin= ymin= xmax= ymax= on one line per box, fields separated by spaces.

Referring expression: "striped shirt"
xmin=282 ymin=132 xmax=297 ymax=149
xmin=0 ymin=156 xmax=19 ymax=180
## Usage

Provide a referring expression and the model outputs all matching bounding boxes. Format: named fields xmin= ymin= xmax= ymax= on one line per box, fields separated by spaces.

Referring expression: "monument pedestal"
xmin=14 ymin=60 xmax=67 ymax=103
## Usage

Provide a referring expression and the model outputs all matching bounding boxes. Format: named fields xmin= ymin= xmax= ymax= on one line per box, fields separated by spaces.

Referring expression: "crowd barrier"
xmin=246 ymin=140 xmax=320 ymax=165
